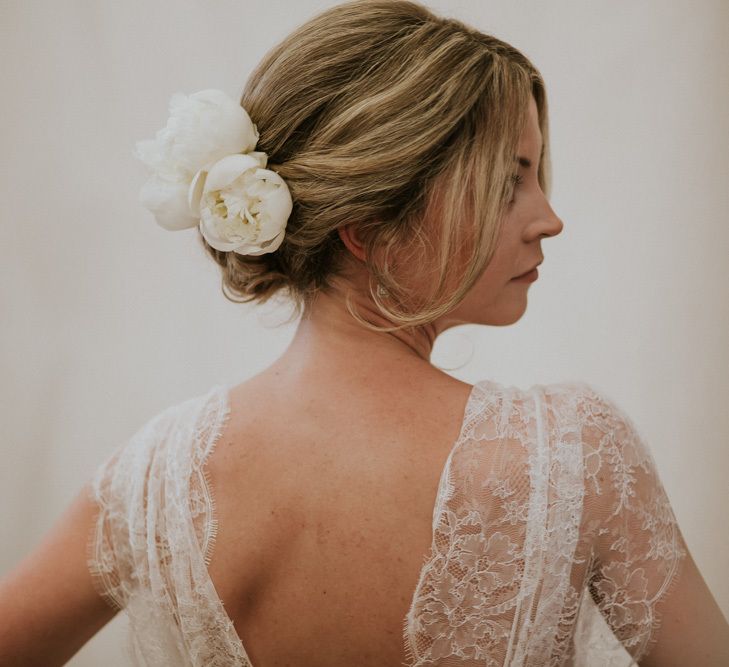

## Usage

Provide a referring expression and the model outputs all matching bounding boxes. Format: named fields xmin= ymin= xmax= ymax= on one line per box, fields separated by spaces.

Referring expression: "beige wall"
xmin=1 ymin=1 xmax=727 ymax=663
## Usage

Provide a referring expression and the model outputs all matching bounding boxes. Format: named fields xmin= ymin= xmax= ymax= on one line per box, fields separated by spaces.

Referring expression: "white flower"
xmin=132 ymin=88 xmax=261 ymax=231
xmin=188 ymin=152 xmax=292 ymax=256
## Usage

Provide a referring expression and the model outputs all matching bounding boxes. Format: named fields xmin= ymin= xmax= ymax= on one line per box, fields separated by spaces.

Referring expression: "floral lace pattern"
xmin=86 ymin=385 xmax=253 ymax=666
xmin=403 ymin=380 xmax=687 ymax=666
xmin=86 ymin=379 xmax=687 ymax=666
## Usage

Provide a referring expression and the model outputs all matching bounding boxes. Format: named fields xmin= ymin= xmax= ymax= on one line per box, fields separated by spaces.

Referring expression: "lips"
xmin=514 ymin=261 xmax=542 ymax=279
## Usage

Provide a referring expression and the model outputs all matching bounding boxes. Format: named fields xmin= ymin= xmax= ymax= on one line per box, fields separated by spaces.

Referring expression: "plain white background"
xmin=1 ymin=1 xmax=727 ymax=663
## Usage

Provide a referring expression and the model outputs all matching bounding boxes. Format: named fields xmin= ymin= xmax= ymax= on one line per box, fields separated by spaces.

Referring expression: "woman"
xmin=1 ymin=1 xmax=727 ymax=665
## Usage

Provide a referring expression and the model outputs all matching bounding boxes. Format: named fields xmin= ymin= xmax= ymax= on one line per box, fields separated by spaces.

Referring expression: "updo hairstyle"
xmin=201 ymin=0 xmax=551 ymax=332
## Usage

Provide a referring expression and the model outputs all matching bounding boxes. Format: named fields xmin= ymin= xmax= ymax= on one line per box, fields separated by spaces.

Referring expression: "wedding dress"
xmin=86 ymin=378 xmax=687 ymax=666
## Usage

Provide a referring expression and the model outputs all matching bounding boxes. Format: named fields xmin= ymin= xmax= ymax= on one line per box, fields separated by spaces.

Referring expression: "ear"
xmin=337 ymin=224 xmax=367 ymax=263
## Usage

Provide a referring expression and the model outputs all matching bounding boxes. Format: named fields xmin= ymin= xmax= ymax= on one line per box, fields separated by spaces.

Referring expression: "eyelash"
xmin=509 ymin=173 xmax=524 ymax=203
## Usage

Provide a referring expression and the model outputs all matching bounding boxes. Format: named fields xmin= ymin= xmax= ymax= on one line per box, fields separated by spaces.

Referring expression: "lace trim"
xmin=401 ymin=379 xmax=502 ymax=665
xmin=189 ymin=383 xmax=254 ymax=666
xmin=196 ymin=384 xmax=232 ymax=568
xmin=86 ymin=455 xmax=126 ymax=613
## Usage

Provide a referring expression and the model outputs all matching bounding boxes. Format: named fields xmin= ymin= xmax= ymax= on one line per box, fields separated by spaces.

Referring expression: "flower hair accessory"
xmin=132 ymin=88 xmax=293 ymax=256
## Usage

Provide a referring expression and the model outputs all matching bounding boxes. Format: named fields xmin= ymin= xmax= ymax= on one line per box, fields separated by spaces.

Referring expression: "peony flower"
xmin=188 ymin=152 xmax=293 ymax=256
xmin=132 ymin=88 xmax=261 ymax=231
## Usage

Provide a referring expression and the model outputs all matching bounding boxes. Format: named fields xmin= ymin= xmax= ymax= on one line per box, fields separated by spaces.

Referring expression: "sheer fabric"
xmin=86 ymin=379 xmax=687 ymax=666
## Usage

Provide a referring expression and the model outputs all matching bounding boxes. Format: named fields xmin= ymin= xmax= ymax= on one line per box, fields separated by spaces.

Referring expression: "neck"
xmin=273 ymin=288 xmax=441 ymax=379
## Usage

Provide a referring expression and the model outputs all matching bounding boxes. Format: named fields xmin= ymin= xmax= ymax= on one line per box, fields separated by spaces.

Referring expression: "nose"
xmin=526 ymin=197 xmax=564 ymax=241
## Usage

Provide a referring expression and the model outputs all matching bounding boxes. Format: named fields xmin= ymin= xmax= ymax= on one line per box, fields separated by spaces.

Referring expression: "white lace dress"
xmin=86 ymin=379 xmax=687 ymax=666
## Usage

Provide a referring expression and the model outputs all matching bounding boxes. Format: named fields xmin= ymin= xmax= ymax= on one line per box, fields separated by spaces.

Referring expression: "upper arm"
xmin=0 ymin=481 xmax=119 ymax=667
xmin=576 ymin=383 xmax=729 ymax=666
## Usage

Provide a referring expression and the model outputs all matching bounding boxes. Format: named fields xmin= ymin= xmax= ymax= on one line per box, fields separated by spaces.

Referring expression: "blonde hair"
xmin=201 ymin=0 xmax=551 ymax=333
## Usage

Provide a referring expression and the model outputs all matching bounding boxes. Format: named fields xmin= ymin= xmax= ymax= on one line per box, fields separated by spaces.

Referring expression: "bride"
xmin=1 ymin=1 xmax=727 ymax=665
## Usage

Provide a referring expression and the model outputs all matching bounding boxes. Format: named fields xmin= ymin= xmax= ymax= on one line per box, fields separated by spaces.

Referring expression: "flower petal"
xmin=203 ymin=153 xmax=266 ymax=193
xmin=139 ymin=175 xmax=199 ymax=230
xmin=246 ymin=150 xmax=269 ymax=168
xmin=235 ymin=227 xmax=286 ymax=256
xmin=198 ymin=219 xmax=244 ymax=252
xmin=189 ymin=89 xmax=260 ymax=154
xmin=188 ymin=168 xmax=208 ymax=217
xmin=254 ymin=169 xmax=293 ymax=230
xmin=133 ymin=88 xmax=260 ymax=182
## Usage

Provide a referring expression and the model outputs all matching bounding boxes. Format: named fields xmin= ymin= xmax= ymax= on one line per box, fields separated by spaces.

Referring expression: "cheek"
xmin=468 ymin=249 xmax=528 ymax=312
xmin=458 ymin=219 xmax=521 ymax=305
xmin=467 ymin=259 xmax=510 ymax=305
xmin=480 ymin=243 xmax=515 ymax=287
xmin=489 ymin=222 xmax=522 ymax=281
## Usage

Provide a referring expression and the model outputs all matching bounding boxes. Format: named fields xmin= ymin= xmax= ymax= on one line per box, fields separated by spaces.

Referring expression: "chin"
xmin=480 ymin=301 xmax=528 ymax=326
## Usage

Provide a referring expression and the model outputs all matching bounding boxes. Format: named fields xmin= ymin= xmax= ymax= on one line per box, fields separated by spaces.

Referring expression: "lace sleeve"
xmin=575 ymin=382 xmax=688 ymax=663
xmin=85 ymin=405 xmax=179 ymax=613
xmin=85 ymin=386 xmax=253 ymax=666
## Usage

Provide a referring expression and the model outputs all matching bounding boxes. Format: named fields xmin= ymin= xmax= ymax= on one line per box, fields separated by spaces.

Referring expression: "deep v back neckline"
xmin=199 ymin=378 xmax=494 ymax=666
xmin=91 ymin=378 xmax=689 ymax=665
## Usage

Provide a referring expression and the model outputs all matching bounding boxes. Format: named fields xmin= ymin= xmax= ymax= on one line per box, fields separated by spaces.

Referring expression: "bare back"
xmin=204 ymin=371 xmax=476 ymax=666
xmin=84 ymin=370 xmax=728 ymax=666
